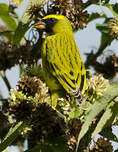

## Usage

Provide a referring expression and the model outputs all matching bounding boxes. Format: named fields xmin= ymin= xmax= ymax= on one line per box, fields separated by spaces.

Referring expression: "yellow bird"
xmin=33 ymin=15 xmax=86 ymax=106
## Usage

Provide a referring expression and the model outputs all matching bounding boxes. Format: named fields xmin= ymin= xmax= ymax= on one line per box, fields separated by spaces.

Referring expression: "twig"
xmin=0 ymin=98 xmax=9 ymax=102
xmin=0 ymin=40 xmax=42 ymax=71
xmin=84 ymin=0 xmax=99 ymax=8
xmin=0 ymin=71 xmax=11 ymax=91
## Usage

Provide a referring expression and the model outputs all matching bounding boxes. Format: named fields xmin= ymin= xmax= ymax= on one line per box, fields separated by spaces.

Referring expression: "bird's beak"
xmin=33 ymin=20 xmax=46 ymax=30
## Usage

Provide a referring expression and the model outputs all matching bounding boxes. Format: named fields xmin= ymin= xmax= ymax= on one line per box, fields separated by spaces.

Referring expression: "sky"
xmin=0 ymin=0 xmax=118 ymax=151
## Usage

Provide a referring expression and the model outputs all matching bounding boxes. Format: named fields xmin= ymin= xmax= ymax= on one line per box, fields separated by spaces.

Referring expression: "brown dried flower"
xmin=108 ymin=17 xmax=118 ymax=40
xmin=51 ymin=0 xmax=88 ymax=29
xmin=28 ymin=0 xmax=89 ymax=30
xmin=65 ymin=119 xmax=82 ymax=150
xmin=86 ymin=138 xmax=113 ymax=152
xmin=18 ymin=76 xmax=49 ymax=98
xmin=85 ymin=74 xmax=109 ymax=102
xmin=28 ymin=103 xmax=65 ymax=143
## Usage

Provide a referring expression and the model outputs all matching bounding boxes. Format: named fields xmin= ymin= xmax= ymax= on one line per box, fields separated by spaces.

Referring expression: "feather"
xmin=42 ymin=32 xmax=86 ymax=98
xmin=35 ymin=14 xmax=86 ymax=102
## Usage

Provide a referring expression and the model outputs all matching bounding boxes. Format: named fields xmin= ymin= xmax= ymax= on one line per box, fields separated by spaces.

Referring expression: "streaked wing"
xmin=44 ymin=33 xmax=86 ymax=96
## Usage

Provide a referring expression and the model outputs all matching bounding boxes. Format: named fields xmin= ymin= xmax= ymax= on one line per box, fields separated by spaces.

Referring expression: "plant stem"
xmin=84 ymin=0 xmax=99 ymax=8
xmin=0 ymin=98 xmax=8 ymax=102
xmin=0 ymin=71 xmax=11 ymax=91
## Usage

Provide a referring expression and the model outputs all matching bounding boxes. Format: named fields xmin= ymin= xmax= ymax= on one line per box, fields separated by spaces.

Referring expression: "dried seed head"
xmin=108 ymin=17 xmax=118 ymax=39
xmin=9 ymin=76 xmax=50 ymax=121
xmin=28 ymin=3 xmax=45 ymax=19
xmin=65 ymin=119 xmax=82 ymax=150
xmin=86 ymin=75 xmax=109 ymax=102
xmin=28 ymin=0 xmax=89 ymax=30
xmin=50 ymin=0 xmax=89 ymax=29
xmin=88 ymin=138 xmax=113 ymax=152
xmin=9 ymin=98 xmax=34 ymax=121
xmin=27 ymin=103 xmax=65 ymax=143
xmin=18 ymin=76 xmax=48 ymax=98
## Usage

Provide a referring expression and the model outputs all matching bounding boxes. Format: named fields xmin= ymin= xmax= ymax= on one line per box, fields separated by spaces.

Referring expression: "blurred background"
xmin=0 ymin=0 xmax=118 ymax=151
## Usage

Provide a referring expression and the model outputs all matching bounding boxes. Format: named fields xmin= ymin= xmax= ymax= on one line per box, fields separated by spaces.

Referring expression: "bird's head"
xmin=33 ymin=15 xmax=72 ymax=34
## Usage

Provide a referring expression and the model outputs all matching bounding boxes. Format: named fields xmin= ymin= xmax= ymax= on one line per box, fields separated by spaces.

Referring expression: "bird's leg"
xmin=50 ymin=90 xmax=65 ymax=108
xmin=50 ymin=91 xmax=60 ymax=108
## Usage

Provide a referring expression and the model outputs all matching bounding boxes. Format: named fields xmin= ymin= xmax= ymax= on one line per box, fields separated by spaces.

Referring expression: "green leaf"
xmin=105 ymin=4 xmax=118 ymax=16
xmin=0 ymin=88 xmax=2 ymax=98
xmin=112 ymin=4 xmax=118 ymax=15
xmin=3 ymin=149 xmax=9 ymax=152
xmin=100 ymin=127 xmax=118 ymax=142
xmin=13 ymin=0 xmax=24 ymax=7
xmin=0 ymin=121 xmax=25 ymax=152
xmin=97 ymin=32 xmax=113 ymax=55
xmin=12 ymin=21 xmax=29 ymax=45
xmin=88 ymin=13 xmax=106 ymax=23
xmin=0 ymin=3 xmax=17 ymax=31
xmin=92 ymin=102 xmax=118 ymax=138
xmin=104 ymin=0 xmax=110 ymax=3
xmin=76 ymin=82 xmax=118 ymax=152
xmin=96 ymin=23 xmax=109 ymax=34
xmin=96 ymin=23 xmax=113 ymax=55
xmin=24 ymin=138 xmax=70 ymax=152
xmin=25 ymin=144 xmax=69 ymax=152
xmin=24 ymin=144 xmax=53 ymax=152
xmin=69 ymin=109 xmax=80 ymax=119
xmin=0 ymin=31 xmax=14 ymax=41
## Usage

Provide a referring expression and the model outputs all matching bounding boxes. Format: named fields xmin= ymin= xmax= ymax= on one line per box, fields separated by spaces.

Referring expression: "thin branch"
xmin=0 ymin=39 xmax=42 ymax=71
xmin=0 ymin=71 xmax=11 ymax=91
xmin=84 ymin=0 xmax=99 ymax=8
xmin=0 ymin=98 xmax=8 ymax=102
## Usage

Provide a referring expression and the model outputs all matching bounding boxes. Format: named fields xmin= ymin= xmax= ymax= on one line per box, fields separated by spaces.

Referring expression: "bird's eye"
xmin=50 ymin=18 xmax=57 ymax=23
